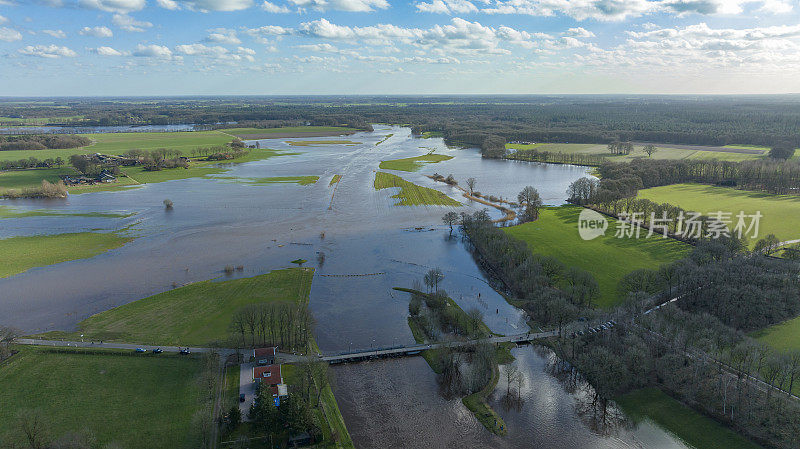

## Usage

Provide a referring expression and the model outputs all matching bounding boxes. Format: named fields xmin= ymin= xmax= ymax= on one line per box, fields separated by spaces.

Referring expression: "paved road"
xmin=15 ymin=338 xmax=236 ymax=356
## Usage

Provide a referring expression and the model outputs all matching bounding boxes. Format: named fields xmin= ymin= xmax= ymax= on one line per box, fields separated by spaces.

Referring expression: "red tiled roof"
xmin=253 ymin=364 xmax=282 ymax=385
xmin=254 ymin=347 xmax=277 ymax=358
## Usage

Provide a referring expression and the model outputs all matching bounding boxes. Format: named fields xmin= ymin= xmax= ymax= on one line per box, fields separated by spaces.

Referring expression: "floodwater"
xmin=0 ymin=126 xmax=690 ymax=448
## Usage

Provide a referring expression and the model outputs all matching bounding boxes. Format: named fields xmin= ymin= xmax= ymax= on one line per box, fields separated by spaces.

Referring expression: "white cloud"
xmin=205 ymin=28 xmax=241 ymax=45
xmin=79 ymin=26 xmax=114 ymax=37
xmin=415 ymin=0 xmax=478 ymax=14
xmin=288 ymin=0 xmax=389 ymax=12
xmin=91 ymin=45 xmax=125 ymax=56
xmin=19 ymin=44 xmax=77 ymax=58
xmin=0 ymin=27 xmax=22 ymax=42
xmin=157 ymin=0 xmax=255 ymax=10
xmin=565 ymin=27 xmax=595 ymax=38
xmin=132 ymin=43 xmax=173 ymax=58
xmin=246 ymin=25 xmax=293 ymax=38
xmin=78 ymin=0 xmax=146 ymax=13
xmin=112 ymin=14 xmax=153 ymax=32
xmin=0 ymin=15 xmax=7 ymax=24
xmin=483 ymin=0 xmax=656 ymax=21
xmin=174 ymin=43 xmax=256 ymax=61
xmin=262 ymin=1 xmax=291 ymax=11
xmin=156 ymin=0 xmax=181 ymax=8
xmin=42 ymin=29 xmax=67 ymax=38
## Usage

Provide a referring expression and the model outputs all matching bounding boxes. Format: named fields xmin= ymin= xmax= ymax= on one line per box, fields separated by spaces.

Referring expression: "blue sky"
xmin=0 ymin=0 xmax=799 ymax=95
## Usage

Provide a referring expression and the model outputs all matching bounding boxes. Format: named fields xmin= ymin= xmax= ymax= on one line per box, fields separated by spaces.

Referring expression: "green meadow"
xmin=0 ymin=231 xmax=133 ymax=278
xmin=379 ymin=153 xmax=453 ymax=172
xmin=616 ymin=388 xmax=764 ymax=449
xmin=0 ymin=205 xmax=133 ymax=219
xmin=504 ymin=206 xmax=688 ymax=307
xmin=0 ymin=131 xmax=233 ymax=162
xmin=374 ymin=171 xmax=461 ymax=207
xmin=637 ymin=183 xmax=800 ymax=246
xmin=0 ymin=347 xmax=206 ymax=449
xmin=752 ymin=316 xmax=800 ymax=353
xmin=41 ymin=268 xmax=314 ymax=346
xmin=506 ymin=143 xmax=766 ymax=162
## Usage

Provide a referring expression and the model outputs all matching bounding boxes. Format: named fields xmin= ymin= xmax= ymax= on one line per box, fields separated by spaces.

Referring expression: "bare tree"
xmin=466 ymin=177 xmax=477 ymax=195
xmin=442 ymin=211 xmax=459 ymax=234
xmin=643 ymin=144 xmax=657 ymax=157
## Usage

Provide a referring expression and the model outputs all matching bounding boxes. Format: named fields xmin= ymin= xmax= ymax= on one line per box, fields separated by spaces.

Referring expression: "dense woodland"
xmin=0 ymin=135 xmax=89 ymax=151
xmin=3 ymin=96 xmax=800 ymax=149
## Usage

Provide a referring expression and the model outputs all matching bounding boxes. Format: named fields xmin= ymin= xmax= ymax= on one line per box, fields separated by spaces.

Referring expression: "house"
xmin=253 ymin=347 xmax=277 ymax=365
xmin=253 ymin=364 xmax=282 ymax=385
xmin=252 ymin=364 xmax=288 ymax=398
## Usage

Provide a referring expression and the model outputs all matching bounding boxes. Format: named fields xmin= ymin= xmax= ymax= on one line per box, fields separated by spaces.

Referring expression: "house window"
xmin=265 ymin=372 xmax=271 ymax=377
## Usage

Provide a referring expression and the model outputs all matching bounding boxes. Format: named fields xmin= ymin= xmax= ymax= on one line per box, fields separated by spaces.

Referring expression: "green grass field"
xmin=378 ymin=153 xmax=453 ymax=172
xmin=0 ymin=167 xmax=76 ymax=189
xmin=0 ymin=131 xmax=233 ymax=162
xmin=329 ymin=174 xmax=342 ymax=186
xmin=616 ymin=388 xmax=763 ymax=449
xmin=752 ymin=316 xmax=800 ymax=352
xmin=0 ymin=232 xmax=133 ymax=278
xmin=40 ymin=268 xmax=314 ymax=346
xmin=0 ymin=148 xmax=286 ymax=194
xmin=506 ymin=143 xmax=766 ymax=162
xmin=637 ymin=183 xmax=800 ymax=246
xmin=504 ymin=206 xmax=689 ymax=307
xmin=0 ymin=347 xmax=206 ymax=449
xmin=374 ymin=171 xmax=461 ymax=207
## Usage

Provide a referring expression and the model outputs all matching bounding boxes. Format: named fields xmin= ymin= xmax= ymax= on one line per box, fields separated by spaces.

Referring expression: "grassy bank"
xmin=616 ymin=388 xmax=764 ymax=449
xmin=0 ymin=167 xmax=76 ymax=190
xmin=400 ymin=287 xmax=507 ymax=435
xmin=0 ymin=347 xmax=206 ymax=449
xmin=752 ymin=316 xmax=800 ymax=356
xmin=374 ymin=171 xmax=460 ymax=207
xmin=379 ymin=153 xmax=453 ymax=172
xmin=504 ymin=206 xmax=689 ymax=308
xmin=329 ymin=174 xmax=342 ymax=186
xmin=638 ymin=183 xmax=800 ymax=246
xmin=0 ymin=231 xmax=133 ymax=278
xmin=40 ymin=268 xmax=314 ymax=346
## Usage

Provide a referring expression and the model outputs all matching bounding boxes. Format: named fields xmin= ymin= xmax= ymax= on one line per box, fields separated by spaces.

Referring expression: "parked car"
xmin=135 ymin=348 xmax=146 ymax=353
xmin=180 ymin=348 xmax=191 ymax=355
xmin=153 ymin=348 xmax=163 ymax=354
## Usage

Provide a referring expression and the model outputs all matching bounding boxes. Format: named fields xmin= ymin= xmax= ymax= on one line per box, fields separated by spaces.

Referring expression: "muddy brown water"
xmin=1 ymin=126 xmax=690 ymax=448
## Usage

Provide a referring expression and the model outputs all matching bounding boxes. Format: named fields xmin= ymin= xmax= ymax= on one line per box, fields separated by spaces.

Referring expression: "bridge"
xmin=319 ymin=330 xmax=558 ymax=364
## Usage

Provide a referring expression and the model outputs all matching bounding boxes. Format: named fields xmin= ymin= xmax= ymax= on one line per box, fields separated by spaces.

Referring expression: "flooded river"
xmin=0 ymin=126 xmax=690 ymax=448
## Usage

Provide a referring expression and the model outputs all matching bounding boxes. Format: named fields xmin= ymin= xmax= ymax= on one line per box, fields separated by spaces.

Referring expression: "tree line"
xmin=228 ymin=301 xmax=313 ymax=352
xmin=0 ymin=134 xmax=89 ymax=152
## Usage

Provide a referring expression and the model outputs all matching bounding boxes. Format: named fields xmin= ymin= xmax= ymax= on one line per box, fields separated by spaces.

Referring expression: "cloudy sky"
xmin=0 ymin=0 xmax=799 ymax=95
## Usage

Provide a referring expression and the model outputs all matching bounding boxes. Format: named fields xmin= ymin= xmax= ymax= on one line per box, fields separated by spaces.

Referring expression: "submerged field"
xmin=374 ymin=171 xmax=461 ymax=207
xmin=0 ymin=231 xmax=133 ymax=278
xmin=615 ymin=388 xmax=763 ymax=449
xmin=637 ymin=183 xmax=800 ymax=245
xmin=0 ymin=347 xmax=206 ymax=449
xmin=379 ymin=153 xmax=453 ymax=172
xmin=504 ymin=206 xmax=688 ymax=307
xmin=221 ymin=126 xmax=358 ymax=139
xmin=41 ymin=268 xmax=314 ymax=346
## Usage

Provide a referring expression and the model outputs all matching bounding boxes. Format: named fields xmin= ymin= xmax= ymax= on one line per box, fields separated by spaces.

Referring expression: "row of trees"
xmin=506 ymin=148 xmax=607 ymax=166
xmin=0 ymin=156 xmax=65 ymax=171
xmin=228 ymin=302 xmax=314 ymax=352
xmin=458 ymin=210 xmax=598 ymax=326
xmin=595 ymin=158 xmax=800 ymax=195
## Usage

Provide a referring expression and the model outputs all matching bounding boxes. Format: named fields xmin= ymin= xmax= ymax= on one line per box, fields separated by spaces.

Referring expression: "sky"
xmin=1 ymin=0 xmax=799 ymax=95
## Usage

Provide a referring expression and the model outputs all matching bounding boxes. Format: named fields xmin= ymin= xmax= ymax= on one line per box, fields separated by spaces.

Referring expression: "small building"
xmin=252 ymin=364 xmax=288 ymax=398
xmin=253 ymin=347 xmax=277 ymax=365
